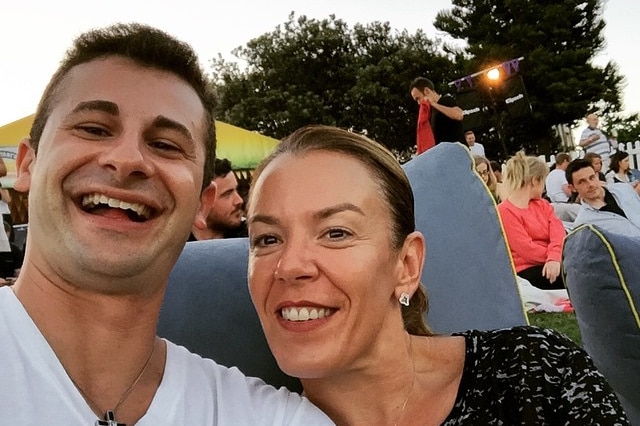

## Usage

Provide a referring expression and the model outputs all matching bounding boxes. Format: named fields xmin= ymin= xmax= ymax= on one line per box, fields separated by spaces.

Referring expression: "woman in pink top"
xmin=497 ymin=152 xmax=566 ymax=289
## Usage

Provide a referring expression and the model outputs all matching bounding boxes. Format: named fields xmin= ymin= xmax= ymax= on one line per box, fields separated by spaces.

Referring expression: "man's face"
xmin=465 ymin=132 xmax=476 ymax=145
xmin=558 ymin=159 xmax=570 ymax=171
xmin=410 ymin=87 xmax=428 ymax=104
xmin=206 ymin=172 xmax=244 ymax=232
xmin=586 ymin=114 xmax=599 ymax=128
xmin=569 ymin=166 xmax=604 ymax=204
xmin=14 ymin=56 xmax=207 ymax=291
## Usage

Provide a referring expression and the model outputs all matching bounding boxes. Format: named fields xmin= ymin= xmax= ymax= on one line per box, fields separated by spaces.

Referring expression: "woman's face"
xmin=620 ymin=156 xmax=630 ymax=172
xmin=530 ymin=177 xmax=545 ymax=199
xmin=590 ymin=157 xmax=602 ymax=173
xmin=476 ymin=162 xmax=489 ymax=183
xmin=247 ymin=150 xmax=408 ymax=379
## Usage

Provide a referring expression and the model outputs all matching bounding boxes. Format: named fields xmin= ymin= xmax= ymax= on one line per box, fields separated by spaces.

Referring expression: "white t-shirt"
xmin=469 ymin=142 xmax=485 ymax=157
xmin=0 ymin=286 xmax=333 ymax=426
xmin=545 ymin=168 xmax=570 ymax=203
xmin=580 ymin=127 xmax=611 ymax=169
xmin=0 ymin=220 xmax=9 ymax=252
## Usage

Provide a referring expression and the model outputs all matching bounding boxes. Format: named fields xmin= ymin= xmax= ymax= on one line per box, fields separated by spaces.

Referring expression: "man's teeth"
xmin=81 ymin=193 xmax=150 ymax=218
xmin=281 ymin=307 xmax=332 ymax=322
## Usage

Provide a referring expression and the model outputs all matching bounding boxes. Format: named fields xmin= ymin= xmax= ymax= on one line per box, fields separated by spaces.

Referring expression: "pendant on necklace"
xmin=95 ymin=410 xmax=126 ymax=426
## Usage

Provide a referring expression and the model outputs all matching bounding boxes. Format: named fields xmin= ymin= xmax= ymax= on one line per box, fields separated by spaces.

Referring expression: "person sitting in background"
xmin=605 ymin=151 xmax=640 ymax=195
xmin=490 ymin=160 xmax=503 ymax=183
xmin=0 ymin=185 xmax=12 ymax=226
xmin=191 ymin=158 xmax=247 ymax=240
xmin=498 ymin=152 xmax=566 ymax=290
xmin=246 ymin=125 xmax=629 ymax=425
xmin=0 ymin=157 xmax=11 ymax=225
xmin=545 ymin=152 xmax=580 ymax=222
xmin=0 ymin=221 xmax=23 ymax=284
xmin=584 ymin=152 xmax=607 ymax=182
xmin=566 ymin=158 xmax=640 ymax=235
xmin=545 ymin=153 xmax=572 ymax=203
xmin=465 ymin=130 xmax=485 ymax=156
xmin=473 ymin=155 xmax=498 ymax=201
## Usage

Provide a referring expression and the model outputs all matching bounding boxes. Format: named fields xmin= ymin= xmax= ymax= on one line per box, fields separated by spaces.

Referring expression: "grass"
xmin=528 ymin=312 xmax=582 ymax=347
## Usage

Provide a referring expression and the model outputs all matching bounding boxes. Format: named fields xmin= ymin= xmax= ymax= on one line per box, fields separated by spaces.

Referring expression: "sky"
xmin=1 ymin=0 xmax=637 ymax=139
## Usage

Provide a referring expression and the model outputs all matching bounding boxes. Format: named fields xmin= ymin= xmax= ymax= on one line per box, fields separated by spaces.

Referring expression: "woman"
xmin=473 ymin=155 xmax=498 ymax=201
xmin=606 ymin=151 xmax=640 ymax=194
xmin=497 ymin=152 xmax=566 ymax=290
xmin=584 ymin=152 xmax=607 ymax=182
xmin=246 ymin=125 xmax=628 ymax=425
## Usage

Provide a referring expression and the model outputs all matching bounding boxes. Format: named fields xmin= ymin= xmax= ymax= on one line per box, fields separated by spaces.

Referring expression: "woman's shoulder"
xmin=455 ymin=325 xmax=576 ymax=355
xmin=445 ymin=328 xmax=628 ymax=423
xmin=453 ymin=325 xmax=588 ymax=376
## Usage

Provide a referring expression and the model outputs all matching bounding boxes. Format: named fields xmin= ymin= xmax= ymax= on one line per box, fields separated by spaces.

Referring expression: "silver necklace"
xmin=67 ymin=342 xmax=156 ymax=426
xmin=394 ymin=336 xmax=416 ymax=426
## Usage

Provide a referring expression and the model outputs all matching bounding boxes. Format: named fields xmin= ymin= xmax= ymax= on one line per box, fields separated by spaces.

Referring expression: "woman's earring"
xmin=399 ymin=292 xmax=410 ymax=307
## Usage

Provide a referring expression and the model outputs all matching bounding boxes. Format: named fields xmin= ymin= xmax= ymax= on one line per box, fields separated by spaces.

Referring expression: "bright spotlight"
xmin=487 ymin=67 xmax=501 ymax=81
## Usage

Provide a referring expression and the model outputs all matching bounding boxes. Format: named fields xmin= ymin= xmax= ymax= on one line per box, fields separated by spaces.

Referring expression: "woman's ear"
xmin=13 ymin=138 xmax=35 ymax=192
xmin=193 ymin=182 xmax=217 ymax=230
xmin=394 ymin=231 xmax=426 ymax=299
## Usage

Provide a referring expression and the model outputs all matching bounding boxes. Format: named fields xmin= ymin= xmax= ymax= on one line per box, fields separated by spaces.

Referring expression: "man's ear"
xmin=192 ymin=182 xmax=217 ymax=230
xmin=394 ymin=231 xmax=426 ymax=300
xmin=567 ymin=183 xmax=575 ymax=193
xmin=13 ymin=138 xmax=35 ymax=192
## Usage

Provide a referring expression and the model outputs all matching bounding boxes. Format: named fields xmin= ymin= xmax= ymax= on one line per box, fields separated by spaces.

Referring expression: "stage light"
xmin=487 ymin=67 xmax=501 ymax=81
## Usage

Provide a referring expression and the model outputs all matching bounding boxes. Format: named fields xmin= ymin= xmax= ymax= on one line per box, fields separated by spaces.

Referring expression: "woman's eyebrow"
xmin=313 ymin=203 xmax=365 ymax=221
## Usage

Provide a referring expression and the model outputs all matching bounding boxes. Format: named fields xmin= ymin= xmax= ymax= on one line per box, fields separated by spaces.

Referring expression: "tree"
xmin=604 ymin=112 xmax=640 ymax=143
xmin=212 ymin=13 xmax=460 ymax=152
xmin=434 ymin=0 xmax=625 ymax=156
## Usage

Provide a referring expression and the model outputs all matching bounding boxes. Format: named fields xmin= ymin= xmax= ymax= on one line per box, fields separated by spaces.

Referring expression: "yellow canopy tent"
xmin=0 ymin=114 xmax=279 ymax=181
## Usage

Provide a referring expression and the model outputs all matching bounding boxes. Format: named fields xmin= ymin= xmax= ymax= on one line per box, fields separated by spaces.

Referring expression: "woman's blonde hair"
xmin=504 ymin=151 xmax=549 ymax=193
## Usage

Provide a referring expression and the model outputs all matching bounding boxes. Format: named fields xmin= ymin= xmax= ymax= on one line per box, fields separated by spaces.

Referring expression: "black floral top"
xmin=442 ymin=327 xmax=628 ymax=425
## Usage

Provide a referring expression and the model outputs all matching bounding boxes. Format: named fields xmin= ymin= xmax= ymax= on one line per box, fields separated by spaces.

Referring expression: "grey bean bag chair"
xmin=563 ymin=224 xmax=640 ymax=424
xmin=403 ymin=142 xmax=527 ymax=333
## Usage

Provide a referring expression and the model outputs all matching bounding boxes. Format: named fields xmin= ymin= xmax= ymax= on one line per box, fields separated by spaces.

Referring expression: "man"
xmin=490 ymin=160 xmax=503 ymax=183
xmin=566 ymin=159 xmax=640 ymax=235
xmin=579 ymin=113 xmax=612 ymax=171
xmin=464 ymin=130 xmax=485 ymax=156
xmin=0 ymin=24 xmax=330 ymax=426
xmin=412 ymin=90 xmax=436 ymax=154
xmin=546 ymin=153 xmax=581 ymax=222
xmin=410 ymin=77 xmax=464 ymax=145
xmin=545 ymin=153 xmax=572 ymax=203
xmin=191 ymin=158 xmax=247 ymax=240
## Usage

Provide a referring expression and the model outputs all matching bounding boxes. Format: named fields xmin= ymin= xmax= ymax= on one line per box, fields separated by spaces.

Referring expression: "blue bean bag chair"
xmin=157 ymin=238 xmax=304 ymax=391
xmin=563 ymin=224 xmax=640 ymax=424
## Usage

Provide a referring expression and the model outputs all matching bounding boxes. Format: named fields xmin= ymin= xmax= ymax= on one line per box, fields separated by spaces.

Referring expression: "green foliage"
xmin=212 ymin=13 xmax=460 ymax=151
xmin=602 ymin=112 xmax=640 ymax=143
xmin=213 ymin=2 xmax=626 ymax=157
xmin=434 ymin=0 xmax=625 ymax=156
